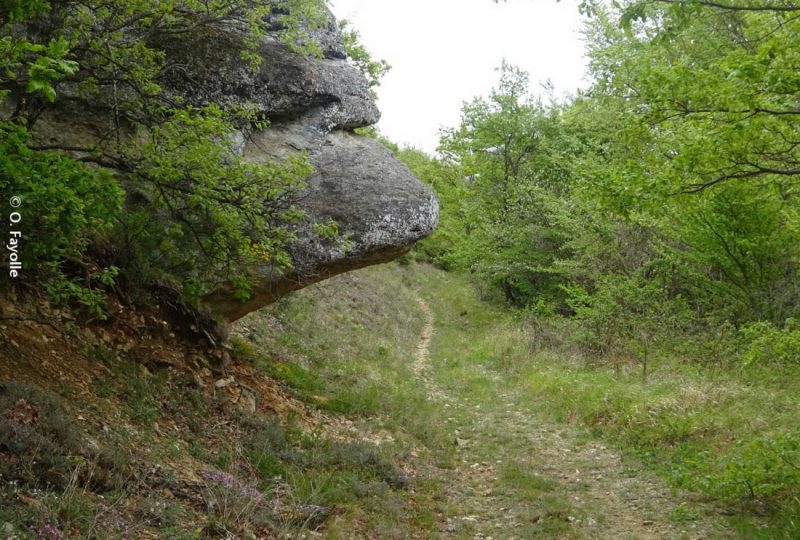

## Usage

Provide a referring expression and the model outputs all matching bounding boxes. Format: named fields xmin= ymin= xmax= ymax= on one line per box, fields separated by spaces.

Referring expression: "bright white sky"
xmin=329 ymin=0 xmax=590 ymax=153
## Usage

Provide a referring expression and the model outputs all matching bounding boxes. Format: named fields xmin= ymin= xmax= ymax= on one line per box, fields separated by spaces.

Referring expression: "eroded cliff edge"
xmin=28 ymin=8 xmax=439 ymax=322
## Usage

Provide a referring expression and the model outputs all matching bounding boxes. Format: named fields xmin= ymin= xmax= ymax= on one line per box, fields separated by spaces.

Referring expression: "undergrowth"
xmin=3 ymin=261 xmax=798 ymax=537
xmin=359 ymin=263 xmax=800 ymax=537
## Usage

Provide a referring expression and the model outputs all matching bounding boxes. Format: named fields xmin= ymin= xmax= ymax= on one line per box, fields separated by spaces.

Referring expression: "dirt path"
xmin=413 ymin=297 xmax=447 ymax=401
xmin=412 ymin=296 xmax=729 ymax=540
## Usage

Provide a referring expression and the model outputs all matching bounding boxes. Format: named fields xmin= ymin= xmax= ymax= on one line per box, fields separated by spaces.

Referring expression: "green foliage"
xmin=0 ymin=124 xmax=122 ymax=269
xmin=116 ymin=105 xmax=311 ymax=300
xmin=271 ymin=0 xmax=330 ymax=57
xmin=398 ymin=148 xmax=468 ymax=267
xmin=666 ymin=431 xmax=800 ymax=507
xmin=0 ymin=20 xmax=77 ymax=103
xmin=44 ymin=271 xmax=112 ymax=321
xmin=589 ymin=1 xmax=800 ymax=191
xmin=570 ymin=0 xmax=800 ymax=324
xmin=434 ymin=62 xmax=578 ymax=306
xmin=0 ymin=0 xmax=333 ymax=308
xmin=418 ymin=0 xmax=800 ymax=334
xmin=22 ymin=38 xmax=78 ymax=102
xmin=0 ymin=121 xmax=123 ymax=316
xmin=710 ymin=433 xmax=800 ymax=503
xmin=669 ymin=182 xmax=800 ymax=323
xmin=567 ymin=272 xmax=692 ymax=373
xmin=741 ymin=319 xmax=800 ymax=367
xmin=339 ymin=20 xmax=390 ymax=94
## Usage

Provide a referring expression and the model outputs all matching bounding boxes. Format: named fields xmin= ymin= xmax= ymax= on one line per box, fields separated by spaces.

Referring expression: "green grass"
xmin=233 ymin=263 xmax=457 ymax=536
xmin=5 ymin=261 xmax=799 ymax=538
xmin=503 ymin=329 xmax=800 ymax=537
xmin=501 ymin=461 xmax=558 ymax=499
xmin=519 ymin=353 xmax=800 ymax=504
xmin=237 ymin=263 xmax=456 ymax=460
xmin=389 ymin=263 xmax=799 ymax=536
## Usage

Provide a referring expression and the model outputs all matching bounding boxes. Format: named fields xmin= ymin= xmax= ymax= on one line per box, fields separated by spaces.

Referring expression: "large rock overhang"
xmin=23 ymin=8 xmax=439 ymax=323
xmin=153 ymin=14 xmax=440 ymax=321
xmin=205 ymin=128 xmax=440 ymax=321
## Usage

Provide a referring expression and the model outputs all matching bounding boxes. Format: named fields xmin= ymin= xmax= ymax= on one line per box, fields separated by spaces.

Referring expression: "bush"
xmin=716 ymin=433 xmax=800 ymax=503
xmin=741 ymin=319 xmax=800 ymax=367
xmin=565 ymin=272 xmax=693 ymax=378
xmin=0 ymin=122 xmax=123 ymax=314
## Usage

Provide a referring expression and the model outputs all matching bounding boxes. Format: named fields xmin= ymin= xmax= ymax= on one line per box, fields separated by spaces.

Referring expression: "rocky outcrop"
xmin=206 ymin=130 xmax=439 ymax=320
xmin=29 ymin=8 xmax=439 ymax=322
xmin=164 ymin=11 xmax=438 ymax=321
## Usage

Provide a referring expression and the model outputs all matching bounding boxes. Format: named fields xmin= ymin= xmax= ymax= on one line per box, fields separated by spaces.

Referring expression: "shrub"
xmin=741 ymin=319 xmax=800 ymax=367
xmin=0 ymin=122 xmax=123 ymax=315
xmin=717 ymin=433 xmax=800 ymax=503
xmin=566 ymin=272 xmax=693 ymax=378
xmin=0 ymin=123 xmax=123 ymax=269
xmin=672 ymin=433 xmax=800 ymax=507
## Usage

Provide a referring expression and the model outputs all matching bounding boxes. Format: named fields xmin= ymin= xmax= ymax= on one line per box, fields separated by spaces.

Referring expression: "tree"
xmin=574 ymin=0 xmax=800 ymax=325
xmin=438 ymin=62 xmax=576 ymax=306
xmin=339 ymin=20 xmax=390 ymax=96
xmin=398 ymin=148 xmax=470 ymax=267
xmin=585 ymin=0 xmax=800 ymax=193
xmin=0 ymin=0 xmax=327 ymax=309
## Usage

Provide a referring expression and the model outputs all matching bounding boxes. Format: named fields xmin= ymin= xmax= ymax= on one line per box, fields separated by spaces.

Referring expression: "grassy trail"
xmin=412 ymin=294 xmax=728 ymax=539
xmin=238 ymin=262 xmax=790 ymax=538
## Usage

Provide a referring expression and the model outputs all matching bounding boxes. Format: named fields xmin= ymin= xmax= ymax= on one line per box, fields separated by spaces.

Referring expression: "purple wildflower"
xmin=35 ymin=522 xmax=65 ymax=540
xmin=200 ymin=469 xmax=264 ymax=505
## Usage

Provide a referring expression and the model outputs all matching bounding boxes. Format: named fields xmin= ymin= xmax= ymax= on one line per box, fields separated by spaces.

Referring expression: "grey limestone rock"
xmin=205 ymin=129 xmax=439 ymax=320
xmin=177 ymin=9 xmax=439 ymax=321
xmin=26 ymin=6 xmax=439 ymax=323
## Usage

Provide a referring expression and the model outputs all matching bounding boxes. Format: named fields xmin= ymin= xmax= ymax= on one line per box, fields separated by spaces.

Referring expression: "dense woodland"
xmin=2 ymin=0 xmax=800 ymax=538
xmin=414 ymin=2 xmax=800 ymax=330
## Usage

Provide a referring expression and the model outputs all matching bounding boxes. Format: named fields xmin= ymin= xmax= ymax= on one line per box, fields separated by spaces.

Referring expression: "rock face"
xmin=32 ymin=8 xmax=439 ymax=322
xmin=206 ymin=130 xmax=439 ymax=320
xmin=170 ymin=11 xmax=439 ymax=321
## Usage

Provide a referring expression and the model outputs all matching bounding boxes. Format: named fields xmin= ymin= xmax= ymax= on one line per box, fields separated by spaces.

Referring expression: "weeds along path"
xmin=412 ymin=292 xmax=728 ymax=539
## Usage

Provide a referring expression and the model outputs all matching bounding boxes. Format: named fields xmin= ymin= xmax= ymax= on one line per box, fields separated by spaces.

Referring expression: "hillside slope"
xmin=0 ymin=262 xmax=788 ymax=538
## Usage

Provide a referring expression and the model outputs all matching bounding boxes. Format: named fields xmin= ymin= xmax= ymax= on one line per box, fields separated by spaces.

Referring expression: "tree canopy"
xmin=414 ymin=0 xmax=800 ymax=332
